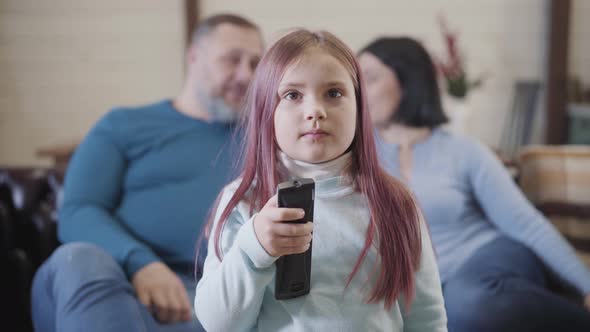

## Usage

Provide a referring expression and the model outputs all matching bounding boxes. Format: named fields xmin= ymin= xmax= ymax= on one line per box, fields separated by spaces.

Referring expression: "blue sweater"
xmin=59 ymin=100 xmax=238 ymax=277
xmin=195 ymin=162 xmax=447 ymax=331
xmin=376 ymin=128 xmax=590 ymax=294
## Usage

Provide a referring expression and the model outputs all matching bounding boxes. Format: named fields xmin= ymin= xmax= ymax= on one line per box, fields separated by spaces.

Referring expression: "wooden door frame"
xmin=545 ymin=0 xmax=571 ymax=144
xmin=184 ymin=0 xmax=200 ymax=46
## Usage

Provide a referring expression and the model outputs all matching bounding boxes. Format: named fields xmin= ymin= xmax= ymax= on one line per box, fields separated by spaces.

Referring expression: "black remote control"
xmin=275 ymin=178 xmax=315 ymax=300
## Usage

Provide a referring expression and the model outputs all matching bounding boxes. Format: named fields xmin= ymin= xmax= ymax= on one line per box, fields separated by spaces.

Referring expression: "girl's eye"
xmin=327 ymin=89 xmax=343 ymax=98
xmin=284 ymin=91 xmax=301 ymax=101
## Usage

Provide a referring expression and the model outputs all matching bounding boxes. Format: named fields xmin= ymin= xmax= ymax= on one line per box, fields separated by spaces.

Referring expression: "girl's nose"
xmin=305 ymin=101 xmax=327 ymax=121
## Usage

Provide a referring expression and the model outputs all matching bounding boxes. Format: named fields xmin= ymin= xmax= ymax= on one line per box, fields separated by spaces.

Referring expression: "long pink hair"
xmin=210 ymin=30 xmax=422 ymax=310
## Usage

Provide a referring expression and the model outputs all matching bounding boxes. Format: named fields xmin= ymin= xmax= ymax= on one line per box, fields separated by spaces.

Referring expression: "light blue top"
xmin=194 ymin=168 xmax=447 ymax=331
xmin=376 ymin=128 xmax=590 ymax=294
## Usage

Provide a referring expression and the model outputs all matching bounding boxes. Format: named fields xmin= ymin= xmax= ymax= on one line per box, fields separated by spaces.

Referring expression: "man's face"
xmin=190 ymin=23 xmax=263 ymax=118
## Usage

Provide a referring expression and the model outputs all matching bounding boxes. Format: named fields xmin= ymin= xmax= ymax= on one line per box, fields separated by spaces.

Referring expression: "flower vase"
xmin=443 ymin=95 xmax=470 ymax=136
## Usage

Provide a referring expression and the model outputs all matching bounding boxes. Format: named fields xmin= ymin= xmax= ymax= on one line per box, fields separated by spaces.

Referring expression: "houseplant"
xmin=435 ymin=14 xmax=485 ymax=134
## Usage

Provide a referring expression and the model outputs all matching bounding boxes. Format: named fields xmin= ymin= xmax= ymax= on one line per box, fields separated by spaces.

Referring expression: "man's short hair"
xmin=191 ymin=14 xmax=260 ymax=45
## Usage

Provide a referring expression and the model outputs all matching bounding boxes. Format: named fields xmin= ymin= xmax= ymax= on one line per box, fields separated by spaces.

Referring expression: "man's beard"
xmin=197 ymin=88 xmax=240 ymax=124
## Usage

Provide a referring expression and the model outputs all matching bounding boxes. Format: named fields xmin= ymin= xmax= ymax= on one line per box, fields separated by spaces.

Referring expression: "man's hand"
xmin=132 ymin=262 xmax=192 ymax=323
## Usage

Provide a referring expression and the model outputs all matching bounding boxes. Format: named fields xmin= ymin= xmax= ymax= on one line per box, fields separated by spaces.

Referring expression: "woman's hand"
xmin=253 ymin=194 xmax=313 ymax=257
xmin=132 ymin=262 xmax=192 ymax=323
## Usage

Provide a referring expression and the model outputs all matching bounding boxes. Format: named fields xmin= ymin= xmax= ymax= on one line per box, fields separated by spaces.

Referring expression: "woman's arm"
xmin=467 ymin=140 xmax=590 ymax=295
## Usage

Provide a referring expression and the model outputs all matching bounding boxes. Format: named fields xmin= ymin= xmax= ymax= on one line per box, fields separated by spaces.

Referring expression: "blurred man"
xmin=31 ymin=14 xmax=263 ymax=332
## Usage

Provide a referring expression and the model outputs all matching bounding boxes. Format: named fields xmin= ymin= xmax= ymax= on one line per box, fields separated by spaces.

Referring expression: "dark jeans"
xmin=31 ymin=242 xmax=205 ymax=332
xmin=443 ymin=236 xmax=590 ymax=332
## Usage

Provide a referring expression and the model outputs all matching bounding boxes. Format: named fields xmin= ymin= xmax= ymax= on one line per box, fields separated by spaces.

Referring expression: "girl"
xmin=358 ymin=37 xmax=590 ymax=331
xmin=194 ymin=30 xmax=447 ymax=331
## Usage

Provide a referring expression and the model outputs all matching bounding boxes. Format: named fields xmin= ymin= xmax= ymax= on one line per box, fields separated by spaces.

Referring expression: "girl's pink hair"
xmin=209 ymin=29 xmax=422 ymax=310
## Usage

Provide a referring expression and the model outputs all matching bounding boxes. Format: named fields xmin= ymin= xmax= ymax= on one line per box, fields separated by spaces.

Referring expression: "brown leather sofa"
xmin=0 ymin=167 xmax=62 ymax=332
xmin=519 ymin=145 xmax=590 ymax=267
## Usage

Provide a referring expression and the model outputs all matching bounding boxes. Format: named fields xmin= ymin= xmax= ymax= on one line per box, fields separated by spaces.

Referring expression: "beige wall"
xmin=2 ymin=1 xmax=588 ymax=165
xmin=0 ymin=0 xmax=185 ymax=166
xmin=203 ymin=0 xmax=548 ymax=146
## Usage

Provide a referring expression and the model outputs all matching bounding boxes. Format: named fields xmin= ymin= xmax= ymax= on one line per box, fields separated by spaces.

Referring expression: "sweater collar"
xmin=278 ymin=151 xmax=355 ymax=198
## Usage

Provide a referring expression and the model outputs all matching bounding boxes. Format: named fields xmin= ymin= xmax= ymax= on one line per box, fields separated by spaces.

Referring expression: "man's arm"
xmin=58 ymin=110 xmax=159 ymax=277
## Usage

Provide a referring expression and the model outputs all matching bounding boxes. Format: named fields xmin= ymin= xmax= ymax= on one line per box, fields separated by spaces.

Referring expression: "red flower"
xmin=435 ymin=13 xmax=484 ymax=99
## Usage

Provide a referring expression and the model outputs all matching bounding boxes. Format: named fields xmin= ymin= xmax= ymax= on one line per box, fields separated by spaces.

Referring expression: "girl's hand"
xmin=253 ymin=194 xmax=313 ymax=257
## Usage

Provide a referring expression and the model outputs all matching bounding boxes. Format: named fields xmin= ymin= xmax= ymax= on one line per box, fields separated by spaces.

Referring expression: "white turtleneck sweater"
xmin=194 ymin=152 xmax=447 ymax=332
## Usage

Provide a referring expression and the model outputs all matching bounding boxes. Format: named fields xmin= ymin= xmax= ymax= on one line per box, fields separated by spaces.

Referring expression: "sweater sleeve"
xmin=58 ymin=110 xmax=160 ymax=277
xmin=194 ymin=185 xmax=278 ymax=332
xmin=466 ymin=140 xmax=590 ymax=294
xmin=401 ymin=215 xmax=448 ymax=332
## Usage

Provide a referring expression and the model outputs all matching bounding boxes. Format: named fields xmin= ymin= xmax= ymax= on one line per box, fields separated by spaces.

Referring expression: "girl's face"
xmin=358 ymin=52 xmax=402 ymax=128
xmin=274 ymin=48 xmax=357 ymax=164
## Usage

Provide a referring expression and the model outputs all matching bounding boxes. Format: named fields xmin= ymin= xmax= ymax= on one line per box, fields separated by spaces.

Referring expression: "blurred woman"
xmin=359 ymin=36 xmax=590 ymax=332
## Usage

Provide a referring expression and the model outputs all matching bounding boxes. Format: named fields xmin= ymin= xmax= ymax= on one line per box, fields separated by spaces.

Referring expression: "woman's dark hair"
xmin=361 ymin=37 xmax=448 ymax=128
